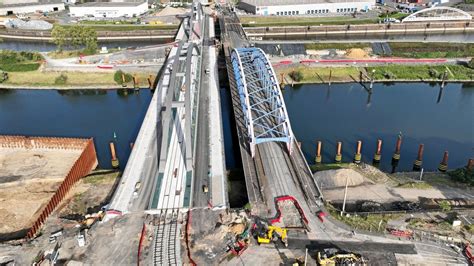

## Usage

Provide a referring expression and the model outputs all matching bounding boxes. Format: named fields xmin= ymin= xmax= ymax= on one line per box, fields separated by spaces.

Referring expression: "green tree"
xmin=468 ymin=58 xmax=474 ymax=69
xmin=82 ymin=27 xmax=98 ymax=54
xmin=289 ymin=70 xmax=304 ymax=82
xmin=69 ymin=25 xmax=84 ymax=49
xmin=438 ymin=200 xmax=452 ymax=212
xmin=51 ymin=25 xmax=68 ymax=52
xmin=114 ymin=70 xmax=132 ymax=85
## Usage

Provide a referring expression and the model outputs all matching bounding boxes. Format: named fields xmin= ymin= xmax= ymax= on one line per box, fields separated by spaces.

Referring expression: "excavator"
xmin=317 ymin=248 xmax=366 ymax=266
xmin=254 ymin=219 xmax=288 ymax=247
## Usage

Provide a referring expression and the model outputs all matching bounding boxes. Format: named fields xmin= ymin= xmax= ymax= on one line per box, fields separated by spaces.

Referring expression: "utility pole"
xmin=341 ymin=175 xmax=349 ymax=216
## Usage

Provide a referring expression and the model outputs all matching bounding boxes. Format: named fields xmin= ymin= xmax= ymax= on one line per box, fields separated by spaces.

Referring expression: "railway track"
xmin=152 ymin=210 xmax=180 ymax=266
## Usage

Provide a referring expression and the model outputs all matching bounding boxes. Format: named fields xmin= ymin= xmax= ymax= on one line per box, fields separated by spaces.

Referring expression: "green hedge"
xmin=0 ymin=63 xmax=40 ymax=72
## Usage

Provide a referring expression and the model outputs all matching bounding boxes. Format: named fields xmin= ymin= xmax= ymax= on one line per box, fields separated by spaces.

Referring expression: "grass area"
xmin=304 ymin=43 xmax=370 ymax=50
xmin=240 ymin=16 xmax=377 ymax=27
xmin=310 ymin=163 xmax=350 ymax=172
xmin=326 ymin=203 xmax=401 ymax=232
xmin=61 ymin=24 xmax=178 ymax=31
xmin=277 ymin=66 xmax=360 ymax=83
xmin=367 ymin=65 xmax=474 ymax=80
xmin=0 ymin=50 xmax=43 ymax=72
xmin=397 ymin=181 xmax=433 ymax=189
xmin=378 ymin=12 xmax=409 ymax=20
xmin=83 ymin=171 xmax=120 ymax=185
xmin=390 ymin=43 xmax=474 ymax=58
xmin=277 ymin=64 xmax=473 ymax=84
xmin=4 ymin=70 xmax=155 ymax=87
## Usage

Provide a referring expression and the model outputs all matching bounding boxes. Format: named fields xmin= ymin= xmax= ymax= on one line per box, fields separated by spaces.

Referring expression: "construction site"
xmin=0 ymin=135 xmax=98 ymax=241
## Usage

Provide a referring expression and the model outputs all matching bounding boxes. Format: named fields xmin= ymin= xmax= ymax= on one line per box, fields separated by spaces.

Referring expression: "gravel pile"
xmin=315 ymin=168 xmax=366 ymax=189
xmin=5 ymin=19 xmax=53 ymax=30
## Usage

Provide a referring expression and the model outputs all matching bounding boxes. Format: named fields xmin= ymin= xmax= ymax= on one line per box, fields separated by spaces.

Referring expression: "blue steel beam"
xmin=231 ymin=47 xmax=294 ymax=157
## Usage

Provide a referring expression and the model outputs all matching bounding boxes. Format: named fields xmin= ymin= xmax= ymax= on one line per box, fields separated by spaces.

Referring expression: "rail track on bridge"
xmin=152 ymin=209 xmax=180 ymax=266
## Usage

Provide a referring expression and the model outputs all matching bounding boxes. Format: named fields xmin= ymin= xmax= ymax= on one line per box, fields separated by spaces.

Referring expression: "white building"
xmin=239 ymin=0 xmax=376 ymax=16
xmin=69 ymin=1 xmax=149 ymax=18
xmin=0 ymin=0 xmax=65 ymax=16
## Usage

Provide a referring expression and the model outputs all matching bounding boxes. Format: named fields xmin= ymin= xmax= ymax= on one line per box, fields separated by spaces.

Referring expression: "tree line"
xmin=51 ymin=25 xmax=98 ymax=54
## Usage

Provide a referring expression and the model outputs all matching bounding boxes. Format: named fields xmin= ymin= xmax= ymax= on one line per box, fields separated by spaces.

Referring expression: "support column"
xmin=110 ymin=142 xmax=120 ymax=169
xmin=438 ymin=151 xmax=449 ymax=172
xmin=335 ymin=142 xmax=342 ymax=163
xmin=373 ymin=139 xmax=382 ymax=165
xmin=413 ymin=144 xmax=424 ymax=171
xmin=354 ymin=141 xmax=362 ymax=164
xmin=315 ymin=141 xmax=322 ymax=164
xmin=392 ymin=135 xmax=402 ymax=162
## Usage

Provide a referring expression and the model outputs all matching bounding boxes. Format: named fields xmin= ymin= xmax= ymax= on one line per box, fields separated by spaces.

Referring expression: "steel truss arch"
xmin=402 ymin=7 xmax=472 ymax=22
xmin=231 ymin=47 xmax=294 ymax=157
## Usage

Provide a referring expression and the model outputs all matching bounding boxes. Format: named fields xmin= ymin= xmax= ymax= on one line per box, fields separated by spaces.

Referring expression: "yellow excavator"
xmin=256 ymin=225 xmax=288 ymax=247
xmin=317 ymin=248 xmax=366 ymax=265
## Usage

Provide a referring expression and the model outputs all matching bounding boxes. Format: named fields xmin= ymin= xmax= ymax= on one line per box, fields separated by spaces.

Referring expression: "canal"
xmin=0 ymin=89 xmax=152 ymax=169
xmin=0 ymin=40 xmax=165 ymax=52
xmin=282 ymin=82 xmax=474 ymax=172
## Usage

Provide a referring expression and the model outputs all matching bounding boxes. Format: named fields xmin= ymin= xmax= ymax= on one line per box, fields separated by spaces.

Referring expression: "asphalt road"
xmin=287 ymin=239 xmax=417 ymax=254
xmin=192 ymin=14 xmax=211 ymax=208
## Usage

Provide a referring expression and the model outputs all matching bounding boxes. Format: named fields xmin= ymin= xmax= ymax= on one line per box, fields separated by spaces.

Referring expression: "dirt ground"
xmin=315 ymin=164 xmax=474 ymax=204
xmin=0 ymin=147 xmax=81 ymax=234
xmin=58 ymin=170 xmax=120 ymax=216
xmin=0 ymin=170 xmax=121 ymax=265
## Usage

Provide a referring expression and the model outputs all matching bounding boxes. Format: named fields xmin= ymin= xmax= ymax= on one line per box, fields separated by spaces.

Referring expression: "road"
xmin=192 ymin=13 xmax=211 ymax=209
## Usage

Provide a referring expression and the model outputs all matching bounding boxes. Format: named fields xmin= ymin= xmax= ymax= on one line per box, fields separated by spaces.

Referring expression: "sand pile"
xmin=345 ymin=48 xmax=369 ymax=59
xmin=314 ymin=168 xmax=366 ymax=189
xmin=156 ymin=6 xmax=187 ymax=17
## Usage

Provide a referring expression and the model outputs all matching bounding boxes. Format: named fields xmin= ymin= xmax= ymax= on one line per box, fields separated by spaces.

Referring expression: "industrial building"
xmin=238 ymin=0 xmax=376 ymax=15
xmin=69 ymin=0 xmax=149 ymax=18
xmin=0 ymin=0 xmax=65 ymax=16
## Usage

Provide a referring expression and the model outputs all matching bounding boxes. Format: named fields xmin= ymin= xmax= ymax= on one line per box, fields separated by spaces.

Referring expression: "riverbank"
xmin=0 ymin=70 xmax=156 ymax=89
xmin=276 ymin=64 xmax=474 ymax=84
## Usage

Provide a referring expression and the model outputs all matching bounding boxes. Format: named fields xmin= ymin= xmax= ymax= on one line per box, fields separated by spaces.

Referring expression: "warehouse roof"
xmin=72 ymin=1 xmax=147 ymax=8
xmin=240 ymin=0 xmax=370 ymax=5
xmin=0 ymin=0 xmax=63 ymax=8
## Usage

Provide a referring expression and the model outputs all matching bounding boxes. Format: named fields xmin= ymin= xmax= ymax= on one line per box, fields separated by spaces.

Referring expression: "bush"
xmin=54 ymin=73 xmax=68 ymax=85
xmin=383 ymin=71 xmax=396 ymax=79
xmin=114 ymin=70 xmax=132 ymax=85
xmin=448 ymin=168 xmax=474 ymax=186
xmin=289 ymin=70 xmax=304 ymax=82
xmin=428 ymin=68 xmax=439 ymax=79
xmin=468 ymin=58 xmax=474 ymax=69
xmin=0 ymin=63 xmax=40 ymax=72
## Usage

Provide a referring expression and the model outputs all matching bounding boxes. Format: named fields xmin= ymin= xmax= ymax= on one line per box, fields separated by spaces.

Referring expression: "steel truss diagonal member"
xmin=231 ymin=47 xmax=294 ymax=157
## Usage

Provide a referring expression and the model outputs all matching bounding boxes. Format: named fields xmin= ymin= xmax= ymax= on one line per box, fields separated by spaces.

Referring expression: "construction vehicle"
xmin=256 ymin=225 xmax=288 ymax=247
xmin=317 ymin=248 xmax=366 ymax=265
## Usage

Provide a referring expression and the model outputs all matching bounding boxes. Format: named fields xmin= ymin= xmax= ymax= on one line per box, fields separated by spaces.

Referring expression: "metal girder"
xmin=231 ymin=47 xmax=294 ymax=157
xmin=402 ymin=7 xmax=472 ymax=22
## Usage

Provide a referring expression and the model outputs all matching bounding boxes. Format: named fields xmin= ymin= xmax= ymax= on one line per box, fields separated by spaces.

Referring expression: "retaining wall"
xmin=0 ymin=136 xmax=102 ymax=239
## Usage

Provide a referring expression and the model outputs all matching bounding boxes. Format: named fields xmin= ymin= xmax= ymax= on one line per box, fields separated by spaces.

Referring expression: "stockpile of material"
xmin=5 ymin=19 xmax=53 ymax=30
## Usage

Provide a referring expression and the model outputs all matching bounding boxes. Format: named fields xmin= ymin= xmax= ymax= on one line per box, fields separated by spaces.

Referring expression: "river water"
xmin=0 ymin=82 xmax=472 ymax=172
xmin=282 ymin=82 xmax=474 ymax=172
xmin=0 ymin=89 xmax=152 ymax=169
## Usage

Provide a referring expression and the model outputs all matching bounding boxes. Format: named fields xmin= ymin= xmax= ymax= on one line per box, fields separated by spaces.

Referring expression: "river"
xmin=0 ymin=89 xmax=152 ymax=169
xmin=282 ymin=82 xmax=474 ymax=172
xmin=0 ymin=40 xmax=165 ymax=52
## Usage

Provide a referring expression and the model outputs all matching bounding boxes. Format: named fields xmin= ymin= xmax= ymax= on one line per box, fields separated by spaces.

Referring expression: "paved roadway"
xmin=193 ymin=13 xmax=212 ymax=208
